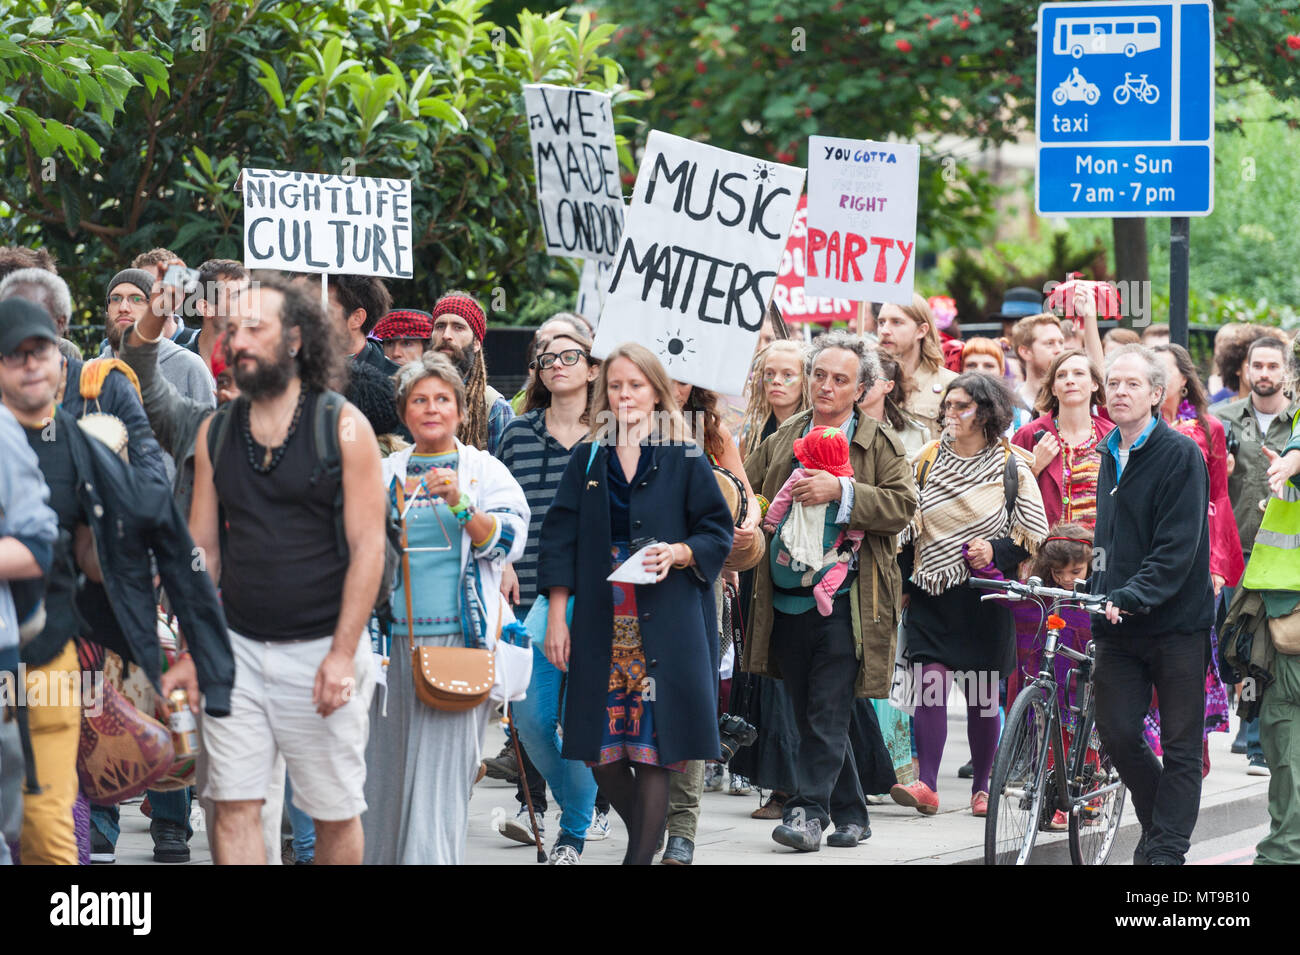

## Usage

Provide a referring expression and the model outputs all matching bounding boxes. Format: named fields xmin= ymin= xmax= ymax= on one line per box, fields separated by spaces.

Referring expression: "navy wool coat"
xmin=537 ymin=440 xmax=734 ymax=765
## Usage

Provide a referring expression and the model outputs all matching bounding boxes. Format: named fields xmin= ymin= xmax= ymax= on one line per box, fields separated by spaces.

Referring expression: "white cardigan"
xmin=382 ymin=440 xmax=530 ymax=648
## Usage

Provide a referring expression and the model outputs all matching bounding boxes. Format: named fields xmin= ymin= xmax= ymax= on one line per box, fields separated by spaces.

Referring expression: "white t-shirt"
xmin=1255 ymin=409 xmax=1279 ymax=437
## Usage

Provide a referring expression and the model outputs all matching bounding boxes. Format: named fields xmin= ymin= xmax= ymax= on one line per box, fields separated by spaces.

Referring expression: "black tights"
xmin=590 ymin=759 xmax=671 ymax=865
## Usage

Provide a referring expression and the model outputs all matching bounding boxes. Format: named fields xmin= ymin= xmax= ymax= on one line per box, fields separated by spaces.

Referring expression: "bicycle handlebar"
xmin=968 ymin=576 xmax=1110 ymax=612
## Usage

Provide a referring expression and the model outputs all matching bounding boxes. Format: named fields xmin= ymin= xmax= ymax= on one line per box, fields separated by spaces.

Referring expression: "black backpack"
xmin=206 ymin=391 xmax=401 ymax=623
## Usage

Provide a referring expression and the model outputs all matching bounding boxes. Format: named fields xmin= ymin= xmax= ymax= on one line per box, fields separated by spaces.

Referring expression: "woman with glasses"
xmin=495 ymin=323 xmax=604 ymax=864
xmin=893 ymin=373 xmax=1049 ymax=817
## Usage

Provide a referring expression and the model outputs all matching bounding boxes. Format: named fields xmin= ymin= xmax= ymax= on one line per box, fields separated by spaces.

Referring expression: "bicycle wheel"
xmin=1113 ymin=85 xmax=1131 ymax=105
xmin=985 ymin=683 xmax=1051 ymax=865
xmin=1142 ymin=84 xmax=1159 ymax=105
xmin=1068 ymin=712 xmax=1127 ymax=865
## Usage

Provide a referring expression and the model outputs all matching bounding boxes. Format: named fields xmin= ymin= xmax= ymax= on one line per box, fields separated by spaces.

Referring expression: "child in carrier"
xmin=965 ymin=521 xmax=1097 ymax=830
xmin=762 ymin=426 xmax=863 ymax=616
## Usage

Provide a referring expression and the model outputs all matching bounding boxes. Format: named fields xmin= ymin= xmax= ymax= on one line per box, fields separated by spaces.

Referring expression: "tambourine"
xmin=712 ymin=465 xmax=748 ymax=528
xmin=77 ymin=412 xmax=130 ymax=463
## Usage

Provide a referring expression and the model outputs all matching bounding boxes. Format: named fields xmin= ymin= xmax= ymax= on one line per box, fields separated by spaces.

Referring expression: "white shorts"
xmin=202 ymin=630 xmax=374 ymax=822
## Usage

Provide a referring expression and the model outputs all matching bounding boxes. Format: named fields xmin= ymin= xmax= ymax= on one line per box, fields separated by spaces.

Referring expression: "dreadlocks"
xmin=458 ymin=347 xmax=489 ymax=450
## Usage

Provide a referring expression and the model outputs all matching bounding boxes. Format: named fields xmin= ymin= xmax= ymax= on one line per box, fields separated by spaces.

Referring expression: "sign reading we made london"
xmin=1036 ymin=1 xmax=1214 ymax=217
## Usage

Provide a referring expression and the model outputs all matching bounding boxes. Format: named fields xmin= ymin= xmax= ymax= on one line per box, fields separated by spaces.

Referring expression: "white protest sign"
xmin=241 ymin=168 xmax=413 ymax=278
xmin=575 ymin=259 xmax=613 ymax=327
xmin=804 ymin=136 xmax=919 ymax=305
xmin=592 ymin=131 xmax=804 ymax=395
xmin=524 ymin=85 xmax=624 ymax=264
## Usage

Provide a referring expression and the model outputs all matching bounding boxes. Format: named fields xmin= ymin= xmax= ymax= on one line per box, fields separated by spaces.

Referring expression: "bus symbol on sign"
xmin=1053 ymin=15 xmax=1162 ymax=58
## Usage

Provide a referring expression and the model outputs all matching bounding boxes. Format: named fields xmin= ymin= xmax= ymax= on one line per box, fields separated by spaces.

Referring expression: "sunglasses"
xmin=531 ymin=348 xmax=587 ymax=371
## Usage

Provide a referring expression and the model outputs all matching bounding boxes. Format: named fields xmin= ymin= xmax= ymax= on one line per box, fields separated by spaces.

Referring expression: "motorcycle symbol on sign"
xmin=1053 ymin=67 xmax=1100 ymax=106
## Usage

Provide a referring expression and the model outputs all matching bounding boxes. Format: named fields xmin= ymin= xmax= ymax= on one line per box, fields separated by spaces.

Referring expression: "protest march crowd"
xmin=0 ymin=247 xmax=1298 ymax=868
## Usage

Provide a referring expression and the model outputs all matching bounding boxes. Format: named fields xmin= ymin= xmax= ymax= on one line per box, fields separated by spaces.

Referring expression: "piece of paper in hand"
xmin=607 ymin=542 xmax=663 ymax=584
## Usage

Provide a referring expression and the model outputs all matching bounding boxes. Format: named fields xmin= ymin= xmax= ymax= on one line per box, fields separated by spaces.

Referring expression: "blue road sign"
xmin=1036 ymin=1 xmax=1214 ymax=217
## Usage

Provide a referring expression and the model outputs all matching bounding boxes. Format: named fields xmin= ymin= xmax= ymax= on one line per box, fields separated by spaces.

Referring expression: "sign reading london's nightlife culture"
xmin=241 ymin=168 xmax=414 ymax=278
xmin=804 ymin=136 xmax=920 ymax=305
xmin=772 ymin=195 xmax=857 ymax=323
xmin=523 ymin=85 xmax=624 ymax=264
xmin=592 ymin=131 xmax=804 ymax=395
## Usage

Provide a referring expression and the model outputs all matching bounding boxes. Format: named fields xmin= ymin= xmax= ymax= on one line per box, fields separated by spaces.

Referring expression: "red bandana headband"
xmin=433 ymin=295 xmax=486 ymax=343
xmin=374 ymin=308 xmax=433 ymax=342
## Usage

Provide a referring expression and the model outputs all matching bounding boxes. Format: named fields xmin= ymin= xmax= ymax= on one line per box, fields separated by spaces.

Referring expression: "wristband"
xmin=450 ymin=501 xmax=474 ymax=527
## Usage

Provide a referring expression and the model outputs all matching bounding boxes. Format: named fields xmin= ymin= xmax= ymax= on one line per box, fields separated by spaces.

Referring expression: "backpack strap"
xmin=79 ymin=358 xmax=141 ymax=405
xmin=310 ymin=390 xmax=348 ymax=559
xmin=914 ymin=440 xmax=941 ymax=490
xmin=205 ymin=399 xmax=237 ymax=474
xmin=1001 ymin=439 xmax=1025 ymax=519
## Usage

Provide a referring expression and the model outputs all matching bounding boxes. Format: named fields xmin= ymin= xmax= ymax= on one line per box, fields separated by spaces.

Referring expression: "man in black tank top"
xmin=186 ymin=274 xmax=387 ymax=865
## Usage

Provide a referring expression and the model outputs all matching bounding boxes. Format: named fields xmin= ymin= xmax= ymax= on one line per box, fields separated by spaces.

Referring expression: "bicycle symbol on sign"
xmin=1112 ymin=73 xmax=1159 ymax=106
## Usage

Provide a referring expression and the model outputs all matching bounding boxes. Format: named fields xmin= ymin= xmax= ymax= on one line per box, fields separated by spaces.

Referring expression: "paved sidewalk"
xmin=114 ymin=698 xmax=1271 ymax=866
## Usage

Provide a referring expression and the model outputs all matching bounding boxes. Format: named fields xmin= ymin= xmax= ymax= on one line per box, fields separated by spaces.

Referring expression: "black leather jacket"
xmin=59 ymin=408 xmax=234 ymax=716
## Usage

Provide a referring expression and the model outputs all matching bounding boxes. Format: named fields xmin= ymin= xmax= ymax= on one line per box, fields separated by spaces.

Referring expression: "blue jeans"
xmin=1246 ymin=716 xmax=1264 ymax=761
xmin=285 ymin=775 xmax=315 ymax=863
xmin=91 ymin=787 xmax=193 ymax=845
xmin=512 ymin=644 xmax=598 ymax=850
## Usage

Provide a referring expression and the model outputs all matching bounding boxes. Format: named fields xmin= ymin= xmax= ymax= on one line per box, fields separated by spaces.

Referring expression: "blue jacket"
xmin=537 ymin=440 xmax=733 ymax=765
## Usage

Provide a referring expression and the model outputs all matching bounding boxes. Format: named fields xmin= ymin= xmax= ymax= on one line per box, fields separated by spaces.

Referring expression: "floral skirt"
xmin=591 ymin=542 xmax=684 ymax=771
xmin=1143 ymin=627 xmax=1231 ymax=756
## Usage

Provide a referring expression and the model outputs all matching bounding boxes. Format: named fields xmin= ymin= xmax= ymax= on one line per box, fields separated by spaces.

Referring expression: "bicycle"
xmin=971 ymin=576 xmax=1127 ymax=866
xmin=1113 ymin=72 xmax=1159 ymax=106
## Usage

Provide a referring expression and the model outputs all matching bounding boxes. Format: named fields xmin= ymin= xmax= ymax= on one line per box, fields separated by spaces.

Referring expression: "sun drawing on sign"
xmin=752 ymin=162 xmax=774 ymax=183
xmin=656 ymin=331 xmax=696 ymax=366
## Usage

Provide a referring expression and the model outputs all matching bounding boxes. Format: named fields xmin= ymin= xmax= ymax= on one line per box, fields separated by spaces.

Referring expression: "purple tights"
xmin=913 ymin=663 xmax=1001 ymax=795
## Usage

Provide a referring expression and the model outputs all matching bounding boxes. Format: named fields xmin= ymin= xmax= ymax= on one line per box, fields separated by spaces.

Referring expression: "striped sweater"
xmin=497 ymin=410 xmax=581 ymax=618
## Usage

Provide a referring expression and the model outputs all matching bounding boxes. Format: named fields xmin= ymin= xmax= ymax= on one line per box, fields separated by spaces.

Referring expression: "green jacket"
xmin=742 ymin=409 xmax=917 ymax=698
xmin=1208 ymin=394 xmax=1300 ymax=559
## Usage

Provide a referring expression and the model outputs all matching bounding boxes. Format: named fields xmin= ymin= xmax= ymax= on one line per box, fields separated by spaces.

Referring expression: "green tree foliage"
xmin=0 ymin=0 xmax=639 ymax=324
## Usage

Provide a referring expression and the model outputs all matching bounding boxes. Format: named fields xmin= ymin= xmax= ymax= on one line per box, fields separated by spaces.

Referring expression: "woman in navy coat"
xmin=537 ymin=343 xmax=733 ymax=865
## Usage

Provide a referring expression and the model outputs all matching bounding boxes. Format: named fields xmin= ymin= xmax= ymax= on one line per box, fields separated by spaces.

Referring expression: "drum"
xmin=712 ymin=465 xmax=748 ymax=528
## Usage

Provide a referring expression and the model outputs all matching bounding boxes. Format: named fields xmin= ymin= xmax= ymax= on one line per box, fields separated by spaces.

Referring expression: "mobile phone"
xmin=163 ymin=264 xmax=199 ymax=293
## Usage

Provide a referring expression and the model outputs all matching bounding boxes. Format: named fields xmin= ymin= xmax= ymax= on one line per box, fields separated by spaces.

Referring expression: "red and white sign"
xmin=771 ymin=197 xmax=857 ymax=324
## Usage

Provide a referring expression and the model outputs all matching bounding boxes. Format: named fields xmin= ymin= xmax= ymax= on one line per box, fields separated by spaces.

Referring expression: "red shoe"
xmin=970 ymin=791 xmax=989 ymax=817
xmin=1041 ymin=809 xmax=1068 ymax=831
xmin=890 ymin=781 xmax=939 ymax=815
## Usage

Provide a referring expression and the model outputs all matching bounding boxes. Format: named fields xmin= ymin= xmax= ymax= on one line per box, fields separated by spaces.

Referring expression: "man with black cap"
xmin=102 ymin=269 xmax=214 ymax=408
xmin=0 ymin=297 xmax=234 ymax=865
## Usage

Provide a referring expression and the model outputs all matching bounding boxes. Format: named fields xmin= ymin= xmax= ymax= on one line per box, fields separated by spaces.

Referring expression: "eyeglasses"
xmin=532 ymin=348 xmax=587 ymax=371
xmin=762 ymin=371 xmax=799 ymax=385
xmin=1 ymin=339 xmax=55 ymax=368
xmin=108 ymin=293 xmax=147 ymax=306
xmin=940 ymin=400 xmax=974 ymax=414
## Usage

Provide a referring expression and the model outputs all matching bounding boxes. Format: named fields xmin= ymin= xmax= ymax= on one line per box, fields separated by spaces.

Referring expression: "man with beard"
xmin=430 ymin=291 xmax=513 ymax=455
xmin=188 ymin=274 xmax=384 ymax=865
xmin=1011 ymin=313 xmax=1066 ymax=413
xmin=1212 ymin=334 xmax=1300 ymax=774
xmin=102 ymin=269 xmax=214 ymax=406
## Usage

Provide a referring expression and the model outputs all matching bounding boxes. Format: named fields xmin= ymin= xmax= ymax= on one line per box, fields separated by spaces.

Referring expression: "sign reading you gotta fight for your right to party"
xmin=804 ymin=136 xmax=920 ymax=306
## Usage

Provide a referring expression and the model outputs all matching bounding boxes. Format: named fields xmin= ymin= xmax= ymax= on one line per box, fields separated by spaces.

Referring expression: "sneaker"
xmin=90 ymin=828 xmax=115 ymax=865
xmin=482 ymin=744 xmax=519 ymax=783
xmin=771 ymin=817 xmax=823 ymax=852
xmin=586 ymin=811 xmax=610 ymax=842
xmin=703 ymin=762 xmax=725 ymax=792
xmin=150 ymin=819 xmax=190 ymax=863
xmin=826 ymin=823 xmax=869 ymax=847
xmin=957 ymin=760 xmax=974 ymax=779
xmin=1042 ymin=809 xmax=1068 ymax=831
xmin=728 ymin=774 xmax=753 ymax=796
xmin=498 ymin=807 xmax=543 ymax=845
xmin=1247 ymin=756 xmax=1270 ymax=777
xmin=890 ymin=780 xmax=939 ymax=815
xmin=865 ymin=793 xmax=888 ymax=805
xmin=970 ymin=791 xmax=989 ymax=817
xmin=548 ymin=844 xmax=580 ymax=865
